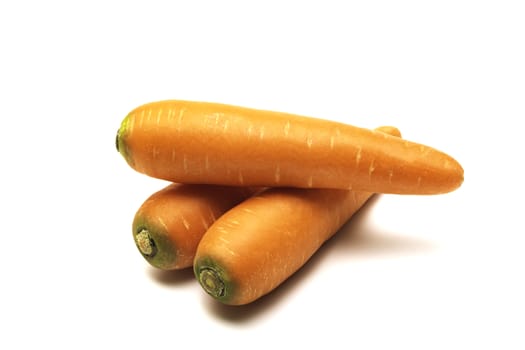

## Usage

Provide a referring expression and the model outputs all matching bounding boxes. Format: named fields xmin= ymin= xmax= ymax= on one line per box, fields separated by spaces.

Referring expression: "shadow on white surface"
xmin=198 ymin=194 xmax=437 ymax=323
xmin=326 ymin=194 xmax=438 ymax=258
xmin=148 ymin=266 xmax=195 ymax=285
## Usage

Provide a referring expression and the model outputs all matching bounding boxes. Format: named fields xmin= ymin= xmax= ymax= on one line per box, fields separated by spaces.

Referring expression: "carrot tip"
xmin=135 ymin=229 xmax=157 ymax=257
xmin=198 ymin=268 xmax=225 ymax=298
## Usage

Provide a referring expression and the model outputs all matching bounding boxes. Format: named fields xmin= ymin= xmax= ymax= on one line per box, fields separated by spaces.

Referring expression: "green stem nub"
xmin=115 ymin=130 xmax=120 ymax=152
xmin=198 ymin=268 xmax=225 ymax=298
xmin=135 ymin=229 xmax=157 ymax=257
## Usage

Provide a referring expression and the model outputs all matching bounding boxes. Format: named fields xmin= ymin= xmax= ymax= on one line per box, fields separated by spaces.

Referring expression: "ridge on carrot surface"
xmin=116 ymin=100 xmax=463 ymax=194
xmin=193 ymin=125 xmax=401 ymax=305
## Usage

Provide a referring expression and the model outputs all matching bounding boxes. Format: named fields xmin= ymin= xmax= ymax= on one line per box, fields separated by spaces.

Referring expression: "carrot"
xmin=116 ymin=100 xmax=463 ymax=195
xmin=132 ymin=183 xmax=258 ymax=270
xmin=193 ymin=126 xmax=401 ymax=305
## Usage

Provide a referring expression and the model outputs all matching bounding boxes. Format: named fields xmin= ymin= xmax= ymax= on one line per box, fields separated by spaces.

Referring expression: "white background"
xmin=1 ymin=1 xmax=524 ymax=349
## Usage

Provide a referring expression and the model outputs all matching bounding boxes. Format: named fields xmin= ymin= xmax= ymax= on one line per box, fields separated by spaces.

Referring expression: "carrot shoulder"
xmin=116 ymin=100 xmax=463 ymax=195
xmin=132 ymin=183 xmax=257 ymax=270
xmin=193 ymin=126 xmax=400 ymax=305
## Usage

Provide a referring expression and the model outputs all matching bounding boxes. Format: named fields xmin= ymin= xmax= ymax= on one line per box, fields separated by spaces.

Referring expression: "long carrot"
xmin=132 ymin=183 xmax=258 ymax=270
xmin=116 ymin=100 xmax=463 ymax=195
xmin=193 ymin=126 xmax=400 ymax=305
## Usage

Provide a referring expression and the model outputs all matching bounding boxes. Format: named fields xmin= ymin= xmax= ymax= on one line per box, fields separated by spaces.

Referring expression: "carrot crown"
xmin=132 ymin=220 xmax=179 ymax=270
xmin=116 ymin=113 xmax=133 ymax=166
xmin=194 ymin=257 xmax=236 ymax=304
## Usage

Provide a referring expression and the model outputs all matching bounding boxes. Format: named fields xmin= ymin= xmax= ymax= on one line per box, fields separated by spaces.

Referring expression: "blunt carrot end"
xmin=115 ymin=131 xmax=120 ymax=152
xmin=135 ymin=229 xmax=157 ymax=257
xmin=116 ymin=113 xmax=133 ymax=165
xmin=194 ymin=258 xmax=236 ymax=304
xmin=198 ymin=267 xmax=225 ymax=299
xmin=132 ymin=220 xmax=178 ymax=270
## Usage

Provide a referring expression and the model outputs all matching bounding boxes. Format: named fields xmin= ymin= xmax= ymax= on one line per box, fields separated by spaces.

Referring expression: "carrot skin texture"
xmin=116 ymin=100 xmax=463 ymax=195
xmin=194 ymin=187 xmax=372 ymax=305
xmin=132 ymin=183 xmax=258 ymax=270
xmin=193 ymin=126 xmax=400 ymax=305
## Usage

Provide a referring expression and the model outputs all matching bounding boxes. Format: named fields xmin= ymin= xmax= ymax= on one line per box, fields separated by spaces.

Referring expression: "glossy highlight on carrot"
xmin=132 ymin=183 xmax=258 ymax=270
xmin=193 ymin=126 xmax=400 ymax=305
xmin=116 ymin=100 xmax=463 ymax=195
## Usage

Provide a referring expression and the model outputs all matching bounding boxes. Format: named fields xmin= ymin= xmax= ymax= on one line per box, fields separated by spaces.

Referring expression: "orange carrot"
xmin=193 ymin=126 xmax=400 ymax=305
xmin=132 ymin=183 xmax=258 ymax=270
xmin=116 ymin=100 xmax=463 ymax=195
